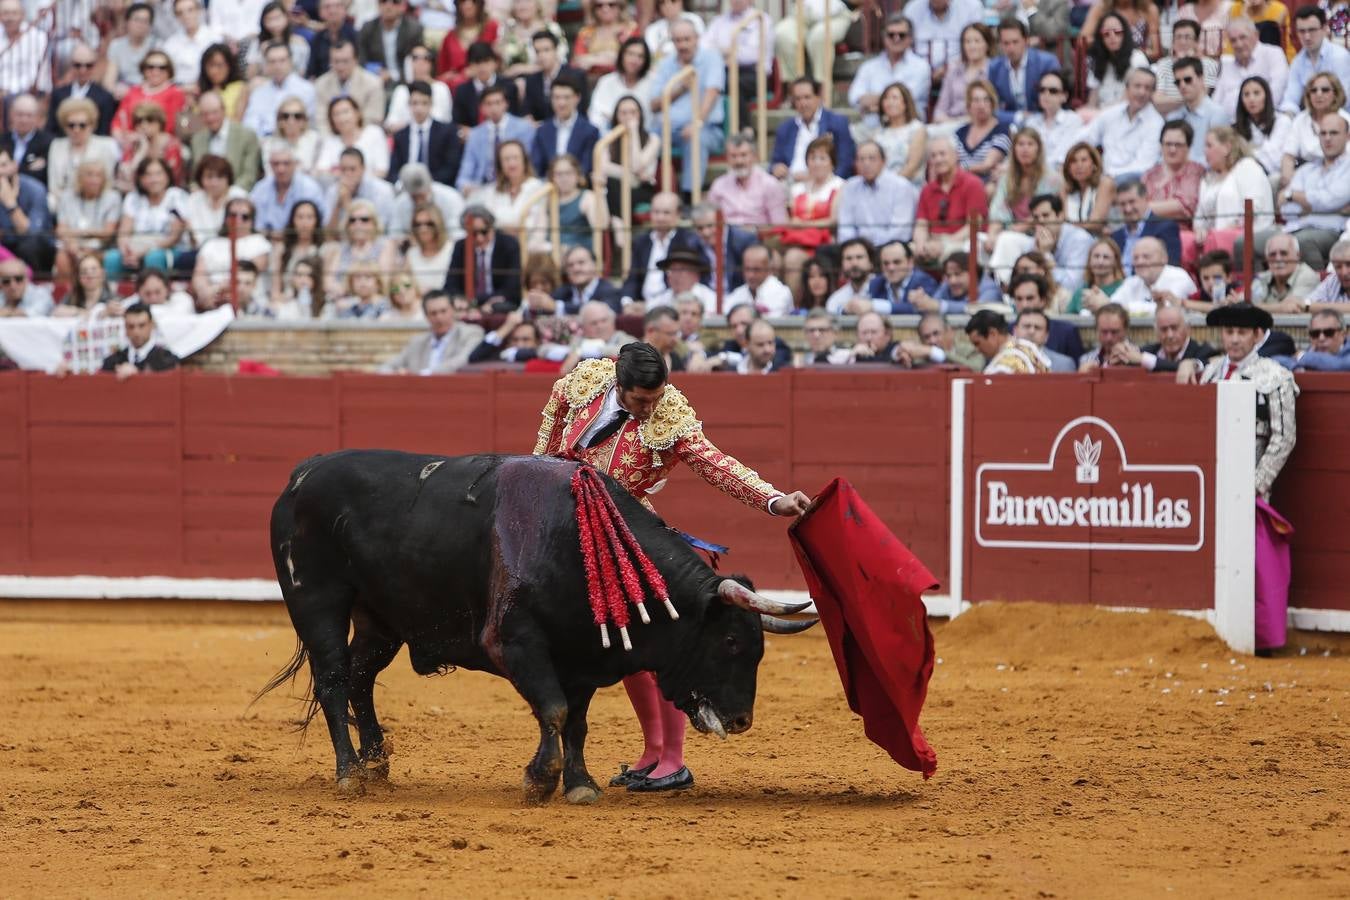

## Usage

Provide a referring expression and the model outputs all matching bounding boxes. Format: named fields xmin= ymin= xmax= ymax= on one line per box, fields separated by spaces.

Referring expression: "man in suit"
xmin=47 ymin=44 xmax=118 ymax=136
xmin=553 ymin=245 xmax=624 ymax=313
xmin=1111 ymin=177 xmax=1182 ymax=273
xmin=379 ymin=292 xmax=486 ymax=374
xmin=455 ymin=85 xmax=535 ymax=196
xmin=1112 ymin=303 xmax=1216 ymax=371
xmin=0 ymin=94 xmax=51 ymax=187
xmin=619 ymin=191 xmax=698 ymax=307
xmin=897 ymin=312 xmax=986 ymax=370
xmin=101 ymin=304 xmax=180 ymax=378
xmin=452 ymin=42 xmax=521 ymax=134
xmin=1010 ymin=272 xmax=1085 ymax=362
xmin=522 ymin=31 xmax=588 ymax=123
xmin=690 ymin=201 xmax=755 ymax=293
xmin=1015 ymin=309 xmax=1076 ymax=371
xmin=390 ymin=81 xmax=463 ymax=188
xmin=530 ymin=74 xmax=599 ymax=178
xmin=189 ymin=91 xmax=262 ymax=190
xmin=987 ymin=17 xmax=1061 ymax=125
xmin=357 ymin=0 xmax=423 ymax=86
xmin=770 ymin=76 xmax=856 ymax=182
xmin=313 ymin=41 xmax=387 ymax=135
xmin=866 ymin=240 xmax=940 ymax=314
xmin=445 ymin=205 xmax=523 ymax=311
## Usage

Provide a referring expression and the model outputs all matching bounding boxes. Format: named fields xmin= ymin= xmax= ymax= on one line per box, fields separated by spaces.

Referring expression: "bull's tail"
xmin=249 ymin=639 xmax=322 ymax=734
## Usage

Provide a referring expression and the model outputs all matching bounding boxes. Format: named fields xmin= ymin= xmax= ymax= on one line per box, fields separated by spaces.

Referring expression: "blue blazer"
xmin=987 ymin=49 xmax=1061 ymax=119
xmin=771 ymin=110 xmax=856 ymax=179
xmin=1112 ymin=215 xmax=1183 ymax=268
xmin=867 ymin=270 xmax=939 ymax=313
xmin=455 ymin=115 xmax=536 ymax=194
xmin=530 ymin=117 xmax=600 ymax=180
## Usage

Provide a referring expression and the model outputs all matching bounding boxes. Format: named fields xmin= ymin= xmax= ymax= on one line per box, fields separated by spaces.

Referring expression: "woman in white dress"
xmin=853 ymin=82 xmax=926 ymax=186
xmin=191 ymin=196 xmax=273 ymax=308
xmin=315 ymin=97 xmax=390 ymax=181
xmin=403 ymin=203 xmax=454 ymax=293
xmin=1231 ymin=75 xmax=1292 ymax=182
xmin=105 ymin=157 xmax=188 ymax=277
xmin=479 ymin=139 xmax=546 ymax=242
xmin=1195 ymin=127 xmax=1275 ymax=256
xmin=588 ymin=37 xmax=653 ymax=130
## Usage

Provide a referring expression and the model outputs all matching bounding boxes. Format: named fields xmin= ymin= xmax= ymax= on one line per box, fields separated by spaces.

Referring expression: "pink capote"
xmin=1255 ymin=497 xmax=1294 ymax=651
xmin=789 ymin=478 xmax=939 ymax=779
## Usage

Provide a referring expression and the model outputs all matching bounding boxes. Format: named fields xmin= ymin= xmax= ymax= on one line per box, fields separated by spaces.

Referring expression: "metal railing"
xmin=593 ymin=123 xmax=632 ymax=277
xmin=659 ymin=65 xmax=703 ymax=203
xmin=518 ymin=182 xmax=562 ymax=265
xmin=726 ymin=9 xmax=769 ymax=163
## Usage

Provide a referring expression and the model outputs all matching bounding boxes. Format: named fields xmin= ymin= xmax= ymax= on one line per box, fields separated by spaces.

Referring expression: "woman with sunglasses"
xmin=105 ymin=156 xmax=189 ymax=277
xmin=197 ymin=43 xmax=250 ymax=121
xmin=1278 ymin=72 xmax=1350 ymax=190
xmin=1081 ymin=0 xmax=1162 ymax=62
xmin=437 ymin=0 xmax=500 ymax=86
xmin=117 ymin=102 xmax=186 ymax=191
xmin=191 ymin=197 xmax=272 ymax=307
xmin=572 ymin=0 xmax=639 ymax=71
xmin=316 ymin=96 xmax=391 ymax=180
xmin=243 ymin=3 xmax=311 ymax=80
xmin=403 ymin=202 xmax=454 ymax=292
xmin=1021 ymin=71 xmax=1084 ymax=169
xmin=384 ymin=48 xmax=453 ymax=133
xmin=499 ymin=0 xmax=568 ymax=78
xmin=322 ymin=198 xmax=402 ymax=298
xmin=48 ymin=97 xmax=119 ymax=211
xmin=269 ymin=199 xmax=325 ymax=308
xmin=262 ymin=98 xmax=321 ymax=178
xmin=1085 ymin=11 xmax=1149 ymax=108
xmin=112 ymin=51 xmax=188 ymax=139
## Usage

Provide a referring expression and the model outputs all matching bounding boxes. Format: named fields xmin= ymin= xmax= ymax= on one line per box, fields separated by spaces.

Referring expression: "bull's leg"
xmin=560 ymin=685 xmax=600 ymax=805
xmin=498 ymin=628 xmax=568 ymax=805
xmin=348 ymin=610 xmax=402 ymax=781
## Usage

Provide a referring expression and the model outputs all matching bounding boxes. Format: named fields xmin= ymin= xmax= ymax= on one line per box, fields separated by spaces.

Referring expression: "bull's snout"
xmin=727 ymin=712 xmax=752 ymax=734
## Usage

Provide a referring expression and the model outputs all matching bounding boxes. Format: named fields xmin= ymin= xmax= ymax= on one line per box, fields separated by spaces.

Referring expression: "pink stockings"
xmin=621 ymin=671 xmax=686 ymax=778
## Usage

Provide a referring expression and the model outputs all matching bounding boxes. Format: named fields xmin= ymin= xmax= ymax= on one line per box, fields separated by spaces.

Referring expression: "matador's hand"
xmin=770 ymin=491 xmax=811 ymax=517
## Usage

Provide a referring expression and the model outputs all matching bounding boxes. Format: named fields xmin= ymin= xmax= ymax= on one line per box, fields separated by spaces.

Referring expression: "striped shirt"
xmin=955 ymin=121 xmax=1012 ymax=181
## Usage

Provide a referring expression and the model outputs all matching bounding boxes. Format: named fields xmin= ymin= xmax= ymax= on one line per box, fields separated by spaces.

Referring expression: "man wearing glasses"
xmin=1267 ymin=112 xmax=1350 ymax=273
xmin=0 ymin=257 xmax=51 ymax=317
xmin=847 ymin=13 xmax=931 ymax=123
xmin=46 ymin=44 xmax=117 ymax=137
xmin=1165 ymin=57 xmax=1230 ymax=163
xmin=1280 ymin=5 xmax=1350 ymax=115
xmin=1285 ymin=310 xmax=1350 ymax=372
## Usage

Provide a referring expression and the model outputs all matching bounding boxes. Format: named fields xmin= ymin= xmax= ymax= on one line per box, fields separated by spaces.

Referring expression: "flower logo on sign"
xmin=1074 ymin=434 xmax=1101 ymax=484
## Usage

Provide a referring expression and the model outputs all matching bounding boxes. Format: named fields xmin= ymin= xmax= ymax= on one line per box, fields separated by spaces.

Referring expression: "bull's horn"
xmin=718 ymin=580 xmax=813 ymax=616
xmin=760 ymin=614 xmax=819 ymax=635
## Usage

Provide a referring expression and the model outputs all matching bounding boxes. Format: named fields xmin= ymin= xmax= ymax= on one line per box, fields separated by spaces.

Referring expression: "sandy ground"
xmin=1 ymin=599 xmax=1348 ymax=899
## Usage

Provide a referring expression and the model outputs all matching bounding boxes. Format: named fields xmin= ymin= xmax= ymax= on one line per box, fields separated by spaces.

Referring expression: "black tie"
xmin=584 ymin=409 xmax=629 ymax=449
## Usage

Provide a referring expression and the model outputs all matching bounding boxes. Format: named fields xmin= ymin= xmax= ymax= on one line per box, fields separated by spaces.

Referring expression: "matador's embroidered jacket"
xmin=533 ymin=358 xmax=784 ymax=510
xmin=1199 ymin=351 xmax=1298 ymax=500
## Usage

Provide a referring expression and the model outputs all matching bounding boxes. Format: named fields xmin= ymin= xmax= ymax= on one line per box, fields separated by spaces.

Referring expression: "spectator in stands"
xmin=700 ymin=0 xmax=770 ymax=134
xmin=308 ymin=0 xmax=358 ymax=80
xmin=1110 ymin=236 xmax=1197 ymax=316
xmin=196 ymin=44 xmax=249 ymax=122
xmin=261 ymin=98 xmax=321 ymax=179
xmin=1111 ymin=177 xmax=1181 ymax=274
xmin=795 ymin=254 xmax=837 ymax=312
xmin=182 ymin=154 xmax=246 ymax=260
xmin=103 ymin=2 xmax=157 ymax=102
xmin=499 ymin=0 xmax=567 ymax=81
xmin=314 ymin=41 xmax=386 ymax=136
xmin=1215 ymin=18 xmax=1288 ymax=117
xmin=561 ymin=299 xmax=637 ymax=371
xmin=1022 ymin=70 xmax=1083 ymax=170
xmin=358 ymin=0 xmax=422 ymax=84
xmin=854 ymin=83 xmax=927 ymax=186
xmin=912 ymin=136 xmax=987 ymax=267
xmin=1060 ymin=142 xmax=1115 ymax=235
xmin=596 ymin=96 xmax=658 ymax=218
xmin=987 ymin=17 xmax=1059 ymax=123
xmin=317 ymin=97 xmax=391 ymax=181
xmin=1259 ymin=111 xmax=1350 ymax=272
xmin=685 ymin=202 xmax=751 ymax=293
xmin=127 ymin=266 xmax=195 ymax=315
xmin=1232 ymin=76 xmax=1291 ymax=178
xmin=1085 ymin=12 xmax=1149 ymax=108
xmin=641 ymin=304 xmax=699 ymax=371
xmin=838 ymin=141 xmax=917 ymax=247
xmin=469 ymin=310 xmax=547 ymax=364
xmin=965 ymin=308 xmax=1050 ymax=374
xmin=1009 ymin=270 xmax=1085 ymax=360
xmin=1009 ymin=250 xmax=1069 ymax=309
xmin=726 ymin=243 xmax=792 ymax=316
xmin=1195 ymin=126 xmax=1275 ymax=255
xmin=243 ymin=3 xmax=311 ymax=78
xmin=402 ymin=203 xmax=454 ymax=293
xmin=322 ymin=197 xmax=401 ymax=298
xmin=925 ymin=251 xmax=1005 ymax=311
xmin=1 ymin=95 xmax=51 ymax=190
xmin=1281 ymin=5 xmax=1350 ymax=115
xmin=325 ymin=260 xmax=389 ymax=318
xmin=191 ymin=198 xmax=271 ymax=309
xmin=552 ymin=245 xmax=623 ymax=313
xmin=384 ymin=274 xmax=426 ymax=322
xmin=648 ymin=248 xmax=716 ymax=311
xmin=725 ymin=319 xmax=783 ymax=374
xmin=710 ymin=300 xmax=793 ymax=370
xmin=648 ymin=20 xmax=724 ymax=195
xmin=1142 ymin=120 xmax=1204 ymax=240
xmin=903 ymin=0 xmax=983 ymax=79
xmin=389 ymin=162 xmax=465 ymax=240
xmin=447 ymin=205 xmax=523 ymax=310
xmin=457 ymin=85 xmax=537 ymax=196
xmin=208 ymin=0 xmax=266 ymax=46
xmin=1286 ymin=309 xmax=1350 ymax=371
xmin=1252 ymin=233 xmax=1320 ymax=312
xmin=479 ymin=139 xmax=546 ymax=235
xmin=1014 ymin=307 xmax=1075 ymax=371
xmin=1066 ymin=236 xmax=1127 ymax=314
xmin=1280 ymin=72 xmax=1350 ymax=190
xmin=101 ymin=303 xmax=179 ymax=376
xmin=523 ymin=31 xmax=589 ymax=123
xmin=453 ymin=43 xmax=521 ymax=133
xmin=106 ymin=157 xmax=185 ymax=278
xmin=849 ymin=14 xmax=932 ymax=124
xmin=772 ymin=76 xmax=855 ymax=183
xmin=189 ymin=92 xmax=262 ymax=193
xmin=1112 ymin=303 xmax=1216 ymax=371
xmin=438 ymin=0 xmax=498 ymax=86
xmin=48 ymin=98 xmax=120 ymax=208
xmin=48 ymin=44 xmax=117 ymax=137
xmin=0 ymin=257 xmax=51 ymax=316
xmin=847 ymin=311 xmax=900 ymax=365
xmin=1012 ymin=193 xmax=1092 ymax=294
xmin=1301 ymin=239 xmax=1350 ymax=310
xmin=1180 ymin=249 xmax=1241 ymax=313
xmin=619 ymin=191 xmax=693 ymax=307
xmin=1078 ymin=302 xmax=1131 ymax=369
xmin=530 ymin=75 xmax=599 ymax=178
xmin=1152 ymin=19 xmax=1218 ymax=116
xmin=774 ymin=135 xmax=843 ymax=295
xmin=774 ymin=0 xmax=853 ymax=85
xmin=252 ymin=144 xmax=326 ymax=235
xmin=380 ymin=291 xmax=486 ymax=374
xmin=985 ymin=128 xmax=1057 ymax=257
xmin=1168 ymin=57 xmax=1232 ymax=164
xmin=868 ymin=239 xmax=938 ymax=314
xmin=1081 ymin=67 xmax=1164 ymax=182
xmin=54 ymin=160 xmax=120 ymax=284
xmin=933 ymin=23 xmax=995 ymax=123
xmin=244 ymin=43 xmax=317 ymax=138
xmin=117 ymin=102 xmax=186 ymax=189
xmin=705 ymin=131 xmax=783 ymax=229
xmin=323 ymin=147 xmax=396 ymax=230
xmin=799 ymin=309 xmax=849 ymax=366
xmin=675 ymin=292 xmax=704 ymax=347
xmin=268 ymin=199 xmax=323 ymax=306
xmin=826 ymin=238 xmax=877 ymax=314
xmin=896 ymin=311 xmax=983 ymax=370
xmin=161 ymin=0 xmax=221 ymax=87
xmin=645 ymin=0 xmax=701 ymax=61
xmin=57 ymin=251 xmax=116 ymax=315
xmin=573 ymin=0 xmax=639 ymax=71
xmin=589 ymin=37 xmax=652 ymax=132
xmin=386 ymin=47 xmax=454 ymax=133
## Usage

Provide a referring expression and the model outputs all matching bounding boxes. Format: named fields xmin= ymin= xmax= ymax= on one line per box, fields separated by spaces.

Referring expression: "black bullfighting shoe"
xmin=608 ymin=761 xmax=657 ymax=787
xmin=627 ymin=766 xmax=694 ymax=792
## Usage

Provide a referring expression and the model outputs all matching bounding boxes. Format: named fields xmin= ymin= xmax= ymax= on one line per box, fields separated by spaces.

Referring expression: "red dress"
xmin=774 ymin=177 xmax=841 ymax=249
xmin=437 ymin=20 xmax=501 ymax=85
xmin=112 ymin=84 xmax=188 ymax=136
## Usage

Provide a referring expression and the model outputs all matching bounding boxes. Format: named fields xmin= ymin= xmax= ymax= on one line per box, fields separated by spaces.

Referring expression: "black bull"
xmin=260 ymin=450 xmax=813 ymax=804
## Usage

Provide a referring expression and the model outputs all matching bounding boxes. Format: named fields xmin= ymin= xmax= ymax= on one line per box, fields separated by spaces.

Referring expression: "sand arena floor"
xmin=1 ymin=599 xmax=1348 ymax=899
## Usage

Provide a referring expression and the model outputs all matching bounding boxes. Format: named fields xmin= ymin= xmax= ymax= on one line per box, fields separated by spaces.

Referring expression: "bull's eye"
xmin=724 ymin=634 xmax=740 ymax=654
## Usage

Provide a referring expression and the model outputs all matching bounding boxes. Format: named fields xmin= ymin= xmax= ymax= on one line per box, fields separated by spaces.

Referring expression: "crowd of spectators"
xmin=0 ymin=0 xmax=1349 ymax=378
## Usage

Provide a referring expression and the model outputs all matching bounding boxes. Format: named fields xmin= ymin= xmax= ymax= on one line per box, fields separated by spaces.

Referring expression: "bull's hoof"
xmin=522 ymin=772 xmax=560 ymax=806
xmin=565 ymin=784 xmax=601 ymax=805
xmin=364 ymin=757 xmax=390 ymax=781
xmin=336 ymin=775 xmax=367 ymax=797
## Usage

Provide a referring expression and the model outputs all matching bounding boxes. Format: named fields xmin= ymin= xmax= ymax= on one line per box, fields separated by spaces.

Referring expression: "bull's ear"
xmin=760 ymin=614 xmax=819 ymax=635
xmin=718 ymin=579 xmax=813 ymax=616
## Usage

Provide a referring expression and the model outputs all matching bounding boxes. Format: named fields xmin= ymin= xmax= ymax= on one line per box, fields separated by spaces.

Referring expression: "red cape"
xmin=789 ymin=478 xmax=939 ymax=778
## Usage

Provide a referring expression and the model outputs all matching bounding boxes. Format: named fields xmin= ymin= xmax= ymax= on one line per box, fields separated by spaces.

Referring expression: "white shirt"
xmin=648 ymin=282 xmax=718 ymax=313
xmin=789 ymin=109 xmax=823 ymax=175
xmin=902 ymin=0 xmax=983 ymax=71
xmin=727 ymin=275 xmax=793 ymax=317
xmin=640 ymin=230 xmax=677 ymax=302
xmin=127 ymin=339 xmax=158 ymax=365
xmin=554 ymin=113 xmax=578 ymax=158
xmin=1021 ymin=109 xmax=1085 ymax=169
xmin=848 ymin=51 xmax=933 ymax=126
xmin=207 ymin=121 xmax=231 ymax=157
xmin=576 ymin=386 xmax=628 ymax=447
xmin=162 ymin=23 xmax=223 ymax=85
xmin=825 ymin=280 xmax=873 ymax=315
xmin=1083 ymin=101 xmax=1164 ymax=178
xmin=1109 ymin=266 xmax=1197 ymax=317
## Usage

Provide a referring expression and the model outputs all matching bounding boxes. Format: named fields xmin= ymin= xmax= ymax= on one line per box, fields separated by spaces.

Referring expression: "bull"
xmin=260 ymin=449 xmax=816 ymax=804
